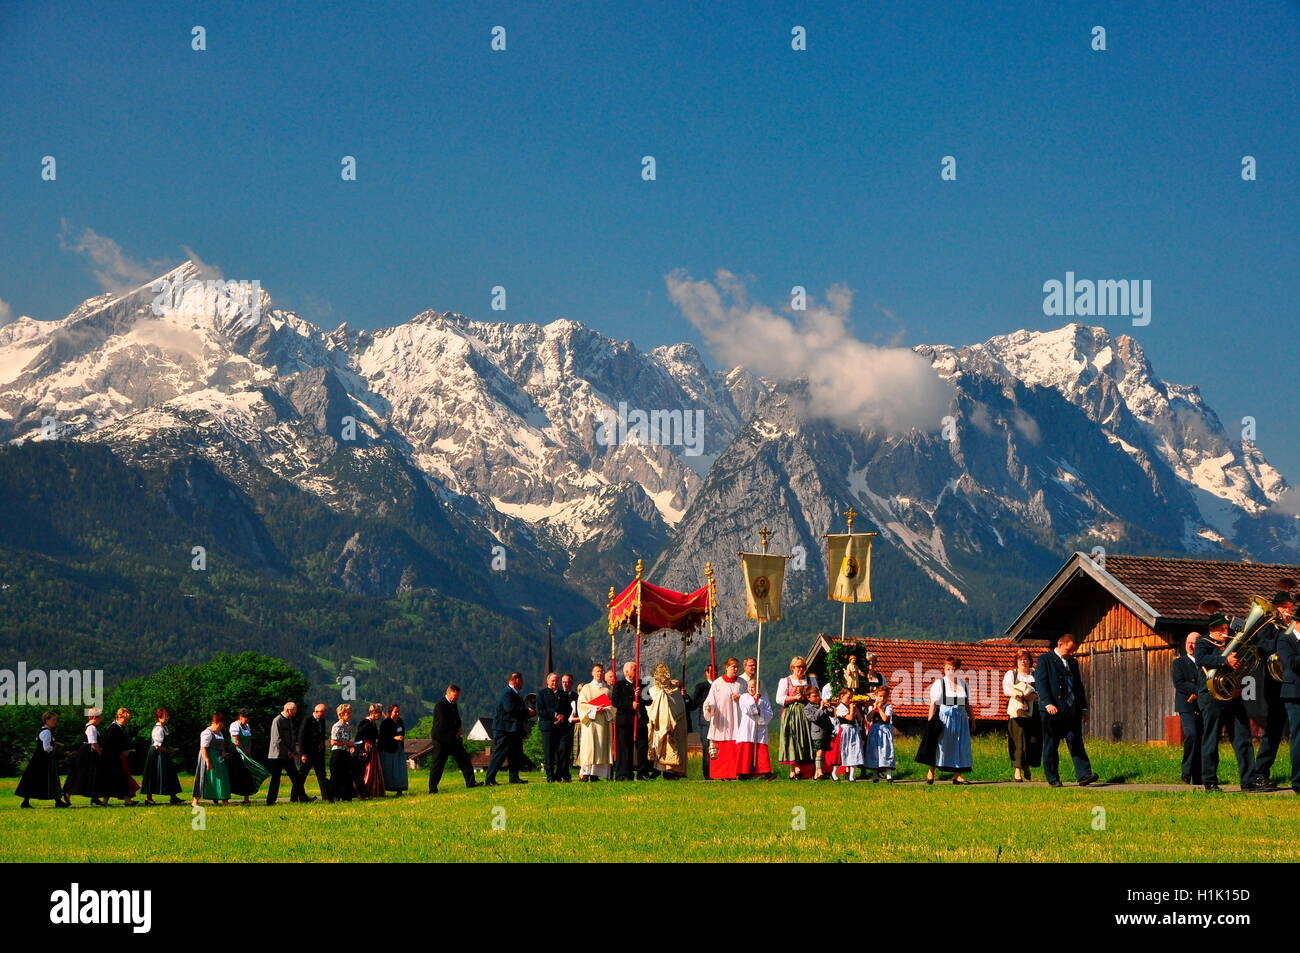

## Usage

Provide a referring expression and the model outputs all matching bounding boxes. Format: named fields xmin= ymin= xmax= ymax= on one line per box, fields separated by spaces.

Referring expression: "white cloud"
xmin=59 ymin=220 xmax=166 ymax=293
xmin=0 ymin=296 xmax=13 ymax=327
xmin=665 ymin=269 xmax=952 ymax=433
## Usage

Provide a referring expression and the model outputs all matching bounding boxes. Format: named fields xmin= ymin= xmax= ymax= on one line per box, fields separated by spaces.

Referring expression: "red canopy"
xmin=608 ymin=578 xmax=711 ymax=636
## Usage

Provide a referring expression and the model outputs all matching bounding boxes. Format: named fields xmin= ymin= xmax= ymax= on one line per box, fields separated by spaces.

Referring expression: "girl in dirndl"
xmin=193 ymin=713 xmax=232 ymax=806
xmin=834 ymin=689 xmax=866 ymax=781
xmin=379 ymin=704 xmax=409 ymax=794
xmin=916 ymin=657 xmax=973 ymax=785
xmin=63 ymin=709 xmax=106 ymax=806
xmin=16 ymin=711 xmax=68 ymax=808
xmin=866 ymin=686 xmax=896 ymax=781
xmin=227 ymin=709 xmax=270 ymax=804
xmin=142 ymin=708 xmax=183 ymax=805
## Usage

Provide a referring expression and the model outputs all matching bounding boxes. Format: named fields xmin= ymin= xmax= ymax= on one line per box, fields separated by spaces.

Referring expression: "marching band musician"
xmin=1193 ymin=606 xmax=1259 ymax=791
xmin=1249 ymin=582 xmax=1295 ymax=790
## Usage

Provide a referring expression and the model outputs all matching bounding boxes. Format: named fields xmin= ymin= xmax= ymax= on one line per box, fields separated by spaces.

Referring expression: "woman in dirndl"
xmin=354 ymin=703 xmax=386 ymax=798
xmin=142 ymin=708 xmax=183 ymax=805
xmin=63 ymin=709 xmax=106 ymax=806
xmin=379 ymin=704 xmax=409 ymax=795
xmin=329 ymin=704 xmax=357 ymax=801
xmin=916 ymin=657 xmax=974 ymax=785
xmin=16 ymin=711 xmax=69 ymax=808
xmin=193 ymin=712 xmax=232 ymax=806
xmin=776 ymin=656 xmax=818 ymax=780
xmin=227 ymin=709 xmax=270 ymax=805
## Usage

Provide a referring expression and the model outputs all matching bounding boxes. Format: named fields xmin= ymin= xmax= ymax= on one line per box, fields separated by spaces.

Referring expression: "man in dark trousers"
xmin=297 ymin=702 xmax=333 ymax=802
xmin=484 ymin=672 xmax=533 ymax=785
xmin=1274 ymin=617 xmax=1300 ymax=795
xmin=1250 ymin=584 xmax=1295 ymax=789
xmin=428 ymin=684 xmax=479 ymax=793
xmin=1035 ymin=633 xmax=1100 ymax=788
xmin=1171 ymin=633 xmax=1203 ymax=785
xmin=555 ymin=673 xmax=579 ymax=782
xmin=612 ymin=661 xmax=649 ymax=780
xmin=1195 ymin=611 xmax=1258 ymax=791
xmin=267 ymin=701 xmax=308 ymax=804
xmin=686 ymin=664 xmax=716 ymax=779
xmin=535 ymin=672 xmax=566 ymax=782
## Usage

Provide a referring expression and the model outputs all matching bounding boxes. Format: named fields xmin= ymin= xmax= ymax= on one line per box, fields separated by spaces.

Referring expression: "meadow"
xmin=2 ymin=736 xmax=1294 ymax=863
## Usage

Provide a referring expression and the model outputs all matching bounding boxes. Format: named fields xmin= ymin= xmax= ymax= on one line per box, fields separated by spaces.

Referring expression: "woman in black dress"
xmin=328 ymin=704 xmax=357 ymax=801
xmin=16 ymin=711 xmax=69 ymax=808
xmin=354 ymin=703 xmax=385 ymax=799
xmin=100 ymin=708 xmax=140 ymax=806
xmin=63 ymin=709 xmax=106 ymax=807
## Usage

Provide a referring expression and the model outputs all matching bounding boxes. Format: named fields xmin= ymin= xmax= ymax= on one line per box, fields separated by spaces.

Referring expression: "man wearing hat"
xmin=1249 ymin=581 xmax=1296 ymax=789
xmin=1193 ymin=605 xmax=1258 ymax=791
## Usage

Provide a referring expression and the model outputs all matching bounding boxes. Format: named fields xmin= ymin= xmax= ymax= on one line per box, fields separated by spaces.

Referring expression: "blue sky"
xmin=1 ymin=1 xmax=1297 ymax=475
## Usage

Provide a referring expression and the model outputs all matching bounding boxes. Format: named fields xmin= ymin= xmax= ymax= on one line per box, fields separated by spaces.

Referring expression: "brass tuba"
xmin=1267 ymin=621 xmax=1295 ymax=682
xmin=1205 ymin=595 xmax=1278 ymax=701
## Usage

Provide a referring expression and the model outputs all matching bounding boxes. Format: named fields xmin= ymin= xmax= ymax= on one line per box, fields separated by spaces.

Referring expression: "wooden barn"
xmin=1005 ymin=552 xmax=1300 ymax=743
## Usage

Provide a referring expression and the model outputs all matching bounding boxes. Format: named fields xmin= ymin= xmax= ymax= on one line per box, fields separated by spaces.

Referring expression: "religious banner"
xmin=826 ymin=533 xmax=873 ymax=603
xmin=740 ymin=552 xmax=787 ymax=622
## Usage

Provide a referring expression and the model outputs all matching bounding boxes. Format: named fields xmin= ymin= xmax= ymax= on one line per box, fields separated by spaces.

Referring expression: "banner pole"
xmin=705 ymin=561 xmax=716 ymax=677
xmin=633 ymin=559 xmax=643 ymax=770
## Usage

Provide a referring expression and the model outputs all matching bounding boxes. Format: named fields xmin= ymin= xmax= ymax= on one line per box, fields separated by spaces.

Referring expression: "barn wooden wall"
xmin=1074 ymin=601 xmax=1177 ymax=742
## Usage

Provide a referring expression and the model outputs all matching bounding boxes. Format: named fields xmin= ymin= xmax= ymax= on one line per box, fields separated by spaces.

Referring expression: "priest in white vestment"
xmin=702 ymin=657 xmax=744 ymax=779
xmin=577 ymin=664 xmax=615 ymax=780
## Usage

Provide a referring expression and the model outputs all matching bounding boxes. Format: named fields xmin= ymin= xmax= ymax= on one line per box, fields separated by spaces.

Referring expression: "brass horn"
xmin=1205 ymin=595 xmax=1278 ymax=701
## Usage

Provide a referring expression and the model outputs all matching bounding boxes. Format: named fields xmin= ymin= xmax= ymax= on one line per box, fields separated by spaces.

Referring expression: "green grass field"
xmin=2 ymin=736 xmax=1294 ymax=862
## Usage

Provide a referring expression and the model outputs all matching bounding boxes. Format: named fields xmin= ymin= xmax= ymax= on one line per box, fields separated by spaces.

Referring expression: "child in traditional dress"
xmin=803 ymin=684 xmax=835 ymax=780
xmin=834 ymin=689 xmax=865 ymax=781
xmin=866 ymin=686 xmax=896 ymax=782
xmin=16 ymin=711 xmax=68 ymax=808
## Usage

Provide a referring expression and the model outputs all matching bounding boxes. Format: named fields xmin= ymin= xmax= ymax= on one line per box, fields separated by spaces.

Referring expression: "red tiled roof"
xmin=1102 ymin=555 xmax=1300 ymax=622
xmin=809 ymin=637 xmax=1031 ymax=721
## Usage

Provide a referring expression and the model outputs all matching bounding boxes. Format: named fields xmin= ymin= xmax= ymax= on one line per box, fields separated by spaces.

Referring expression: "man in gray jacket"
xmin=267 ymin=702 xmax=309 ymax=804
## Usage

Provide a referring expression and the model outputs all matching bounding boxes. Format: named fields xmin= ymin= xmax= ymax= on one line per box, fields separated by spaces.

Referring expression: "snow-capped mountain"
xmin=2 ymin=264 xmax=1296 ymax=648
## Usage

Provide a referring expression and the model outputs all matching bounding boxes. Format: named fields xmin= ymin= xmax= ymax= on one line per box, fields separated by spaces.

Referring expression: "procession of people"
xmin=14 ymin=588 xmax=1300 ymax=806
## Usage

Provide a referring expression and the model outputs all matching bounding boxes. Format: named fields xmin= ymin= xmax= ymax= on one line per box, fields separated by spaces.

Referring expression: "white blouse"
xmin=84 ymin=724 xmax=100 ymax=744
xmin=929 ymin=677 xmax=969 ymax=704
xmin=151 ymin=724 xmax=168 ymax=748
xmin=200 ymin=728 xmax=225 ymax=748
xmin=331 ymin=721 xmax=354 ymax=744
xmin=39 ymin=727 xmax=55 ymax=752
xmin=776 ymin=675 xmax=818 ymax=704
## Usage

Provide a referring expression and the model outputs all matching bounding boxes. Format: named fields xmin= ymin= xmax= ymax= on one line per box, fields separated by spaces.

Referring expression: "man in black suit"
xmin=612 ymin=661 xmax=649 ymax=780
xmin=536 ymin=672 xmax=566 ymax=782
xmin=555 ymin=673 xmax=579 ymax=782
xmin=297 ymin=702 xmax=333 ymax=802
xmin=484 ymin=672 xmax=534 ymax=786
xmin=1171 ymin=633 xmax=1203 ymax=785
xmin=1034 ymin=633 xmax=1099 ymax=788
xmin=1195 ymin=612 xmax=1258 ymax=791
xmin=686 ymin=665 xmax=715 ymax=780
xmin=1250 ymin=586 xmax=1295 ymax=789
xmin=428 ymin=684 xmax=479 ymax=793
xmin=1275 ymin=619 xmax=1300 ymax=795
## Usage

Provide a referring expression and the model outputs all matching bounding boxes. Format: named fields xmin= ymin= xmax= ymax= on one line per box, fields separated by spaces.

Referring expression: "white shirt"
xmin=84 ymin=724 xmax=100 ymax=744
xmin=930 ymin=677 xmax=969 ymax=704
xmin=39 ymin=727 xmax=55 ymax=752
xmin=736 ymin=693 xmax=772 ymax=744
xmin=776 ymin=675 xmax=817 ymax=706
xmin=703 ymin=677 xmax=743 ymax=741
xmin=151 ymin=724 xmax=168 ymax=748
